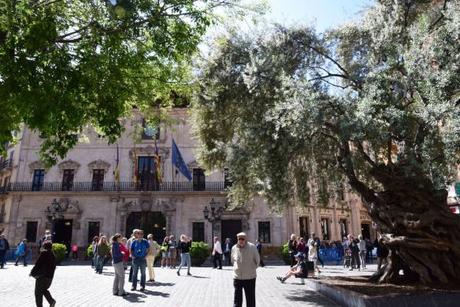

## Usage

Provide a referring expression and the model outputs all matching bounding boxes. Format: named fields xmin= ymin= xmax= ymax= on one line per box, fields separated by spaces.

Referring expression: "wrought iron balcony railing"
xmin=8 ymin=181 xmax=228 ymax=193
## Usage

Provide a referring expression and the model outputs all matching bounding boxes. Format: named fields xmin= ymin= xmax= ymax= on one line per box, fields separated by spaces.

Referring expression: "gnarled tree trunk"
xmin=353 ymin=165 xmax=460 ymax=285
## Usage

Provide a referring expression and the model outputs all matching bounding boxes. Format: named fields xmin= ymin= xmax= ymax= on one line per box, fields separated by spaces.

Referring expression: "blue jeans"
xmin=95 ymin=255 xmax=105 ymax=273
xmin=177 ymin=253 xmax=191 ymax=274
xmin=132 ymin=258 xmax=147 ymax=289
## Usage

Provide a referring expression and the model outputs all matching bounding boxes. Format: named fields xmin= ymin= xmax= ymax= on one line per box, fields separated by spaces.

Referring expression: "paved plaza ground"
xmin=0 ymin=261 xmax=377 ymax=306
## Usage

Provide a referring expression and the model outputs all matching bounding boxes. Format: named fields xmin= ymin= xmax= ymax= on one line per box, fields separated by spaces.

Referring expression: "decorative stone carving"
xmin=187 ymin=160 xmax=200 ymax=169
xmin=28 ymin=161 xmax=45 ymax=173
xmin=88 ymin=159 xmax=111 ymax=173
xmin=58 ymin=160 xmax=80 ymax=173
xmin=129 ymin=146 xmax=170 ymax=160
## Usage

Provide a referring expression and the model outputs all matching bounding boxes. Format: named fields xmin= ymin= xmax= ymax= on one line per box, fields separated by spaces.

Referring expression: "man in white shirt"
xmin=212 ymin=236 xmax=223 ymax=269
xmin=231 ymin=232 xmax=259 ymax=307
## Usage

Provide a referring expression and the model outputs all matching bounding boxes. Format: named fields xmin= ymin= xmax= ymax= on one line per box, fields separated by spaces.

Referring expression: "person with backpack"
xmin=15 ymin=239 xmax=28 ymax=266
xmin=30 ymin=241 xmax=56 ymax=307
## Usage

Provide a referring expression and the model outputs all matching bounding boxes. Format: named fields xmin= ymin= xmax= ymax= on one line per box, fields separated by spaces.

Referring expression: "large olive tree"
xmin=192 ymin=0 xmax=460 ymax=284
xmin=0 ymin=0 xmax=238 ymax=164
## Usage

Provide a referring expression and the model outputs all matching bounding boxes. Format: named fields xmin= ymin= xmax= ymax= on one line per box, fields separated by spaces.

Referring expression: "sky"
xmin=260 ymin=0 xmax=374 ymax=32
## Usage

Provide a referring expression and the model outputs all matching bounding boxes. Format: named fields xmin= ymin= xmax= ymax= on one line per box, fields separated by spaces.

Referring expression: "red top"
xmin=120 ymin=243 xmax=129 ymax=262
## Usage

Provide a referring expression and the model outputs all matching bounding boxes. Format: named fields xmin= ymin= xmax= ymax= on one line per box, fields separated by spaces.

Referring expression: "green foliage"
xmin=189 ymin=241 xmax=210 ymax=266
xmin=52 ymin=243 xmax=67 ymax=264
xmin=0 ymin=0 xmax=239 ymax=165
xmin=86 ymin=244 xmax=93 ymax=258
xmin=280 ymin=243 xmax=291 ymax=265
xmin=192 ymin=1 xmax=460 ymax=215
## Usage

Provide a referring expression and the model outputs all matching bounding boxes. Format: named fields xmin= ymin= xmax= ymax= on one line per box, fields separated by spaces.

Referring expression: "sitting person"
xmin=276 ymin=252 xmax=308 ymax=283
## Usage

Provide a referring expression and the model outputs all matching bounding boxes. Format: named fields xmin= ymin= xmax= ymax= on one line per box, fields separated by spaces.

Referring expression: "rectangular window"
xmin=299 ymin=217 xmax=309 ymax=239
xmin=91 ymin=169 xmax=105 ymax=191
xmin=62 ymin=169 xmax=74 ymax=191
xmin=137 ymin=157 xmax=158 ymax=191
xmin=193 ymin=168 xmax=206 ymax=191
xmin=32 ymin=169 xmax=45 ymax=191
xmin=87 ymin=221 xmax=100 ymax=244
xmin=224 ymin=168 xmax=232 ymax=189
xmin=26 ymin=221 xmax=38 ymax=243
xmin=258 ymin=221 xmax=271 ymax=243
xmin=320 ymin=218 xmax=330 ymax=241
xmin=192 ymin=222 xmax=205 ymax=242
xmin=339 ymin=219 xmax=348 ymax=239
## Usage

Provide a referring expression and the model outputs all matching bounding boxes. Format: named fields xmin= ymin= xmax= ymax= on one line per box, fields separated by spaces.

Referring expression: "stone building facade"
xmin=0 ymin=109 xmax=375 ymax=251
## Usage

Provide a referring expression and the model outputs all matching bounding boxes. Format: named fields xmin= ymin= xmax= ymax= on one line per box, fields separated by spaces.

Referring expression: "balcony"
xmin=8 ymin=181 xmax=227 ymax=193
xmin=0 ymin=158 xmax=12 ymax=171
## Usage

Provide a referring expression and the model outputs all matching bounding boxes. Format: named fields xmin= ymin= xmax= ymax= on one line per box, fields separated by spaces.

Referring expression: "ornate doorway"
xmin=126 ymin=211 xmax=166 ymax=241
xmin=221 ymin=219 xmax=242 ymax=246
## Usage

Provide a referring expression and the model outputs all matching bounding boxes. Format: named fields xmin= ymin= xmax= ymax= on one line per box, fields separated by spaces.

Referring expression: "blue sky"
xmin=263 ymin=0 xmax=374 ymax=31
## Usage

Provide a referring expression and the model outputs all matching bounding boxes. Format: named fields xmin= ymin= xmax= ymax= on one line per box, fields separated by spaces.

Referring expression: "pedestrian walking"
xmin=90 ymin=236 xmax=98 ymax=268
xmin=30 ymin=241 xmax=56 ymax=307
xmin=146 ymin=234 xmax=160 ymax=282
xmin=130 ymin=229 xmax=149 ymax=292
xmin=223 ymin=238 xmax=232 ymax=266
xmin=358 ymin=235 xmax=367 ymax=269
xmin=120 ymin=237 xmax=130 ymax=270
xmin=0 ymin=234 xmax=9 ymax=269
xmin=168 ymin=235 xmax=177 ymax=269
xmin=308 ymin=240 xmax=321 ymax=276
xmin=71 ymin=243 xmax=78 ymax=260
xmin=231 ymin=232 xmax=259 ymax=307
xmin=127 ymin=230 xmax=137 ymax=282
xmin=212 ymin=236 xmax=223 ymax=269
xmin=314 ymin=235 xmax=324 ymax=268
xmin=255 ymin=240 xmax=265 ymax=267
xmin=160 ymin=236 xmax=170 ymax=268
xmin=375 ymin=236 xmax=389 ymax=271
xmin=177 ymin=234 xmax=192 ymax=276
xmin=111 ymin=233 xmax=128 ymax=297
xmin=348 ymin=235 xmax=361 ymax=271
xmin=95 ymin=236 xmax=110 ymax=274
xmin=15 ymin=239 xmax=28 ymax=266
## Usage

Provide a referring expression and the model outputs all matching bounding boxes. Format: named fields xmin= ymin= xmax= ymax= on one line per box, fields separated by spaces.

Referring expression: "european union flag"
xmin=172 ymin=139 xmax=192 ymax=181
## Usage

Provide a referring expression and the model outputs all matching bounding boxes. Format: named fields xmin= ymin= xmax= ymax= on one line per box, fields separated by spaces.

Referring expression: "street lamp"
xmin=203 ymin=198 xmax=225 ymax=239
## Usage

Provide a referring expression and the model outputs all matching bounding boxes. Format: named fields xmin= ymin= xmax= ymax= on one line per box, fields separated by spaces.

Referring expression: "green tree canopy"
xmin=0 ymin=0 xmax=237 ymax=164
xmin=192 ymin=0 xmax=460 ymax=284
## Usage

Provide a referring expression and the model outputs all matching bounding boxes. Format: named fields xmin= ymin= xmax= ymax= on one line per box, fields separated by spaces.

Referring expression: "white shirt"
xmin=213 ymin=240 xmax=222 ymax=255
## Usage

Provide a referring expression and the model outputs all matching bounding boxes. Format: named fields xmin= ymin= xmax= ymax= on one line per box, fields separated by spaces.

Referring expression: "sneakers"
xmin=187 ymin=272 xmax=192 ymax=276
xmin=139 ymin=287 xmax=145 ymax=292
xmin=131 ymin=287 xmax=136 ymax=291
xmin=276 ymin=276 xmax=285 ymax=283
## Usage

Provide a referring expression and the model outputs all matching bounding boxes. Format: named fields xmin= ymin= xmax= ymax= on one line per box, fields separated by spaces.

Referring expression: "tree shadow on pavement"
xmin=285 ymin=289 xmax=337 ymax=306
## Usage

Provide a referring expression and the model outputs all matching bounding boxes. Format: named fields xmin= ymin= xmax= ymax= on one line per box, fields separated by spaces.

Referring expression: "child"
xmin=71 ymin=244 xmax=78 ymax=260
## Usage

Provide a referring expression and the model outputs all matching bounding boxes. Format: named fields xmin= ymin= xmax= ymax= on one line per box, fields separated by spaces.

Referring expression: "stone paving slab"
xmin=0 ymin=262 xmax=376 ymax=306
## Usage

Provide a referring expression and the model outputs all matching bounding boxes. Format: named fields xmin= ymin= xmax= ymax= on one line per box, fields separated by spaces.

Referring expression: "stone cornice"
xmin=88 ymin=159 xmax=111 ymax=173
xmin=58 ymin=160 xmax=81 ymax=173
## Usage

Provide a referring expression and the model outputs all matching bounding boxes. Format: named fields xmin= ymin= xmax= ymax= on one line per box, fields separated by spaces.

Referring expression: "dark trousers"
xmin=15 ymin=255 xmax=26 ymax=266
xmin=317 ymin=250 xmax=324 ymax=267
xmin=258 ymin=252 xmax=265 ymax=267
xmin=35 ymin=277 xmax=54 ymax=307
xmin=351 ymin=252 xmax=361 ymax=269
xmin=224 ymin=252 xmax=231 ymax=266
xmin=0 ymin=250 xmax=6 ymax=268
xmin=213 ymin=253 xmax=222 ymax=269
xmin=233 ymin=278 xmax=256 ymax=307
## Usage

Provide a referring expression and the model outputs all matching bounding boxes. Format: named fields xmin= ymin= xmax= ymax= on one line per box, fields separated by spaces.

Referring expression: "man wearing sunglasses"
xmin=231 ymin=232 xmax=260 ymax=307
